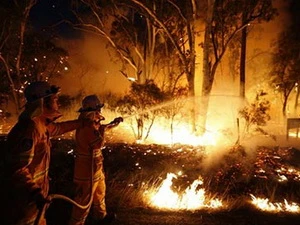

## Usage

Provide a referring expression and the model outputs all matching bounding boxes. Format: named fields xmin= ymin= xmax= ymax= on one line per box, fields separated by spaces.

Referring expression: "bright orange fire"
xmin=144 ymin=172 xmax=223 ymax=210
xmin=250 ymin=194 xmax=300 ymax=213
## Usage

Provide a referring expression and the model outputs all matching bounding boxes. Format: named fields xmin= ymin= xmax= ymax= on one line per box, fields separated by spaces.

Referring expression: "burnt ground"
xmin=47 ymin=203 xmax=300 ymax=225
xmin=2 ymin=135 xmax=300 ymax=225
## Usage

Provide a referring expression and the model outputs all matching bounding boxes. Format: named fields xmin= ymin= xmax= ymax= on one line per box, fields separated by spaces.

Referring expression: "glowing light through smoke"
xmin=144 ymin=122 xmax=221 ymax=146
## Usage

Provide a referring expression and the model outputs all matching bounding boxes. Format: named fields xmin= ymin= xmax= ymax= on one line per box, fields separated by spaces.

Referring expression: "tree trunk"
xmin=294 ymin=85 xmax=300 ymax=114
xmin=283 ymin=97 xmax=288 ymax=118
xmin=188 ymin=71 xmax=196 ymax=132
xmin=187 ymin=19 xmax=196 ymax=132
xmin=13 ymin=0 xmax=37 ymax=115
xmin=239 ymin=14 xmax=247 ymax=98
xmin=199 ymin=0 xmax=215 ymax=135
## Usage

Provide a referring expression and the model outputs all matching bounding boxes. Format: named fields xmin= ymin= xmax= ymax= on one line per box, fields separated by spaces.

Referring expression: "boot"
xmin=93 ymin=212 xmax=116 ymax=224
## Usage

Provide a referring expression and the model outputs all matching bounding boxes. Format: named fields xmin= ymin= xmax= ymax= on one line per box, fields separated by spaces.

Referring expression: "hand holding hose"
xmin=33 ymin=191 xmax=51 ymax=211
xmin=112 ymin=117 xmax=123 ymax=124
xmin=105 ymin=117 xmax=123 ymax=129
xmin=33 ymin=191 xmax=51 ymax=225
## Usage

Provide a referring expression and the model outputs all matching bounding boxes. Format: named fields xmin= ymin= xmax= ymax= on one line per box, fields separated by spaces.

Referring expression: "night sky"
xmin=30 ymin=0 xmax=79 ymax=39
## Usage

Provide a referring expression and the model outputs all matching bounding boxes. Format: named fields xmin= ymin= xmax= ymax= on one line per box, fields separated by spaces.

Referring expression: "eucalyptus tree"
xmin=70 ymin=0 xmax=146 ymax=83
xmin=237 ymin=0 xmax=276 ymax=98
xmin=125 ymin=0 xmax=200 ymax=131
xmin=71 ymin=0 xmax=199 ymax=134
xmin=200 ymin=0 xmax=277 ymax=133
xmin=70 ymin=0 xmax=187 ymax=89
xmin=117 ymin=79 xmax=167 ymax=141
xmin=71 ymin=0 xmax=278 ymax=134
xmin=269 ymin=0 xmax=300 ymax=117
xmin=0 ymin=0 xmax=38 ymax=115
xmin=0 ymin=0 xmax=69 ymax=116
xmin=128 ymin=0 xmax=277 ymax=134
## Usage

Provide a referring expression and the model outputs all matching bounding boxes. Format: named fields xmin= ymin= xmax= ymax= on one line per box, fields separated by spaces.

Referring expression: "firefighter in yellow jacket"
xmin=69 ymin=95 xmax=123 ymax=225
xmin=2 ymin=81 xmax=82 ymax=225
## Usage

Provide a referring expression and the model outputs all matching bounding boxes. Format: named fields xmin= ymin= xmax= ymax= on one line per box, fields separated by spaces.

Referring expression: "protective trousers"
xmin=15 ymin=203 xmax=46 ymax=225
xmin=2 ymin=190 xmax=46 ymax=225
xmin=69 ymin=162 xmax=107 ymax=225
xmin=69 ymin=111 xmax=107 ymax=225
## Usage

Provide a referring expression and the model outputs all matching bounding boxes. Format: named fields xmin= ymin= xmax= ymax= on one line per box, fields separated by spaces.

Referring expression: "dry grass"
xmin=2 ymin=137 xmax=300 ymax=224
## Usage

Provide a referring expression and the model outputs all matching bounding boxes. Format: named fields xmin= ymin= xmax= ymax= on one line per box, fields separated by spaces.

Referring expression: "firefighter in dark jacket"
xmin=69 ymin=95 xmax=123 ymax=225
xmin=2 ymin=81 xmax=82 ymax=225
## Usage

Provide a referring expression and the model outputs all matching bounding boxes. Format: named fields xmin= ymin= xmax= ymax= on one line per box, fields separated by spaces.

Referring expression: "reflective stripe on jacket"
xmin=3 ymin=116 xmax=79 ymax=224
xmin=73 ymin=112 xmax=105 ymax=181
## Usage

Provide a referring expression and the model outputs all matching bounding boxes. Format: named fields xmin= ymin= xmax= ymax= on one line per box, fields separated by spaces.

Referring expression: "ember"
xmin=254 ymin=147 xmax=300 ymax=182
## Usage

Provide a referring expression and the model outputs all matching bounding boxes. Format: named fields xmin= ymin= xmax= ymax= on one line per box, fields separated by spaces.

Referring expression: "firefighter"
xmin=69 ymin=95 xmax=123 ymax=225
xmin=2 ymin=81 xmax=83 ymax=225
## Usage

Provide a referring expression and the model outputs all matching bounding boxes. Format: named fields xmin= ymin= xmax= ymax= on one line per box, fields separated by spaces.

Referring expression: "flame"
xmin=144 ymin=173 xmax=223 ymax=210
xmin=250 ymin=194 xmax=300 ymax=213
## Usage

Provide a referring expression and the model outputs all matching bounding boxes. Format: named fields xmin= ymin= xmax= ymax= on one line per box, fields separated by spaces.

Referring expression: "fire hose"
xmin=34 ymin=148 xmax=96 ymax=225
xmin=34 ymin=119 xmax=122 ymax=225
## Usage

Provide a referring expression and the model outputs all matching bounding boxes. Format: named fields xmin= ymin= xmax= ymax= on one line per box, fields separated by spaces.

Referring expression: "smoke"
xmin=53 ymin=34 xmax=130 ymax=97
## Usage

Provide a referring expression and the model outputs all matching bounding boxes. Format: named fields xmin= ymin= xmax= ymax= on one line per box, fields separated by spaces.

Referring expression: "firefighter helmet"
xmin=24 ymin=81 xmax=60 ymax=103
xmin=78 ymin=95 xmax=104 ymax=112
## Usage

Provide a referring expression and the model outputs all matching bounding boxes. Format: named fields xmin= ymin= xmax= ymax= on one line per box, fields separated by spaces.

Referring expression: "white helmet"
xmin=78 ymin=95 xmax=104 ymax=112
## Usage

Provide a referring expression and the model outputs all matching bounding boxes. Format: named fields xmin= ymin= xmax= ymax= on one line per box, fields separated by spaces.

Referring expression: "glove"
xmin=32 ymin=190 xmax=51 ymax=211
xmin=112 ymin=117 xmax=123 ymax=124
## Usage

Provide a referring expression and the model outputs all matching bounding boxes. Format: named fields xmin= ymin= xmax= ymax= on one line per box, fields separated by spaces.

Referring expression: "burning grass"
xmin=144 ymin=172 xmax=224 ymax=210
xmin=48 ymin=140 xmax=300 ymax=213
xmin=2 ymin=136 xmax=300 ymax=224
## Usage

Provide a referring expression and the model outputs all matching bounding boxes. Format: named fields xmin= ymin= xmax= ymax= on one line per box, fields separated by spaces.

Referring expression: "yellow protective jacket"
xmin=2 ymin=115 xmax=79 ymax=224
xmin=69 ymin=112 xmax=112 ymax=225
xmin=73 ymin=112 xmax=119 ymax=181
xmin=73 ymin=112 xmax=105 ymax=181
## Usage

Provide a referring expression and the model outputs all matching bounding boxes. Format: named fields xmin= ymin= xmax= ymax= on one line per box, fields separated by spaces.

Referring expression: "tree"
xmin=160 ymin=86 xmax=189 ymax=144
xmin=199 ymin=0 xmax=276 ymax=133
xmin=72 ymin=0 xmax=278 ymax=135
xmin=128 ymin=0 xmax=200 ymax=131
xmin=0 ymin=0 xmax=38 ymax=115
xmin=129 ymin=0 xmax=276 ymax=134
xmin=269 ymin=0 xmax=300 ymax=117
xmin=70 ymin=0 xmax=189 ymax=91
xmin=238 ymin=90 xmax=271 ymax=144
xmin=71 ymin=0 xmax=153 ymax=83
xmin=70 ymin=0 xmax=200 ymax=131
xmin=117 ymin=79 xmax=166 ymax=141
xmin=238 ymin=0 xmax=276 ymax=98
xmin=0 ymin=0 xmax=70 ymax=116
xmin=269 ymin=32 xmax=300 ymax=117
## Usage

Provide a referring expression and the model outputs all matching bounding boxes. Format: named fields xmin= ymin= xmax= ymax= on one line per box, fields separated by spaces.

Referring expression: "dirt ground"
xmin=46 ymin=203 xmax=300 ymax=225
xmin=47 ymin=139 xmax=300 ymax=225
